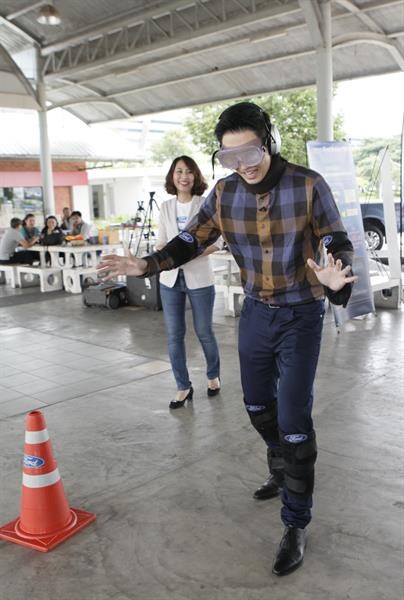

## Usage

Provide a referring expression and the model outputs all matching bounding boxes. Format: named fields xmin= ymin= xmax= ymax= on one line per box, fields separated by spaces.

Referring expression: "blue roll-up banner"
xmin=307 ymin=141 xmax=375 ymax=324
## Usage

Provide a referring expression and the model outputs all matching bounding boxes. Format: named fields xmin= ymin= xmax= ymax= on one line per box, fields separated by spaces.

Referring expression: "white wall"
xmin=72 ymin=185 xmax=91 ymax=221
xmin=86 ymin=163 xmax=226 ymax=221
xmin=88 ymin=167 xmax=167 ymax=219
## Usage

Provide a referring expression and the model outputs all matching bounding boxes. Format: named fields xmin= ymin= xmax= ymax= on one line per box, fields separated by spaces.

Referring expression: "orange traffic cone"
xmin=0 ymin=410 xmax=96 ymax=552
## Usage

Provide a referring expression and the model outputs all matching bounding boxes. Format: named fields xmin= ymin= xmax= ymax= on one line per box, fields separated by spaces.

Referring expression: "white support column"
xmin=36 ymin=50 xmax=55 ymax=216
xmin=316 ymin=0 xmax=333 ymax=141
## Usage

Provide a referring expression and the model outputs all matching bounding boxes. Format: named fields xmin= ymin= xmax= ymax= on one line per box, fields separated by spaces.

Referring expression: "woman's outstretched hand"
xmin=307 ymin=253 xmax=358 ymax=292
xmin=97 ymin=254 xmax=148 ymax=280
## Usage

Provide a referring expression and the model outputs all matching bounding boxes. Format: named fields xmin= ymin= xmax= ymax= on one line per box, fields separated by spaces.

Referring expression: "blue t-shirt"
xmin=21 ymin=226 xmax=40 ymax=241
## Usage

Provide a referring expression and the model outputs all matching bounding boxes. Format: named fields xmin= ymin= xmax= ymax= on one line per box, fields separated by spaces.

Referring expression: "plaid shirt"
xmin=144 ymin=158 xmax=353 ymax=306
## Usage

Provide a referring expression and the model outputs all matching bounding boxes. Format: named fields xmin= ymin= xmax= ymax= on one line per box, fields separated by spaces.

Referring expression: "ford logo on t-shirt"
xmin=179 ymin=232 xmax=194 ymax=244
xmin=23 ymin=454 xmax=45 ymax=468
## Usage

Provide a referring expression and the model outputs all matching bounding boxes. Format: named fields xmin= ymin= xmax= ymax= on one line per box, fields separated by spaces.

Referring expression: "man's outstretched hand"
xmin=307 ymin=253 xmax=358 ymax=291
xmin=97 ymin=254 xmax=148 ymax=280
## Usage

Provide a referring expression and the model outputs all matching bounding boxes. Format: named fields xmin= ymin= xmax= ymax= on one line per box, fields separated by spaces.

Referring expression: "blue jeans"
xmin=239 ymin=297 xmax=325 ymax=528
xmin=159 ymin=271 xmax=220 ymax=390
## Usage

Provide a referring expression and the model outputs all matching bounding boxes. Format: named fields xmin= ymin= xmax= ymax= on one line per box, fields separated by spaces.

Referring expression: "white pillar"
xmin=36 ymin=51 xmax=55 ymax=216
xmin=316 ymin=0 xmax=333 ymax=142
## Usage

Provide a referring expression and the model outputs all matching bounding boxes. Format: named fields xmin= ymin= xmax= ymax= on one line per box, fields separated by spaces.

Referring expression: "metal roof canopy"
xmin=0 ymin=0 xmax=402 ymax=123
xmin=0 ymin=0 xmax=403 ymax=214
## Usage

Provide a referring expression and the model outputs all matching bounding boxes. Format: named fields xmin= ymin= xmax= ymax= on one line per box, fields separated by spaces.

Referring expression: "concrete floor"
xmin=0 ymin=289 xmax=402 ymax=600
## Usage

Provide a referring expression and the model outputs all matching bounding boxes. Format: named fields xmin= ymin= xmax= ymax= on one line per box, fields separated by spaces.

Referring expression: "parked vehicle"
xmin=360 ymin=200 xmax=402 ymax=251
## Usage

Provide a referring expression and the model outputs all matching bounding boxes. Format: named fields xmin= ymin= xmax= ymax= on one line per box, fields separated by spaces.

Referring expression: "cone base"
xmin=0 ymin=507 xmax=96 ymax=552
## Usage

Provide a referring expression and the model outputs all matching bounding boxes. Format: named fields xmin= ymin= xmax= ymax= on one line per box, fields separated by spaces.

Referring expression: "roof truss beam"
xmin=334 ymin=0 xmax=404 ymax=69
xmin=334 ymin=31 xmax=404 ymax=69
xmin=41 ymin=0 xmax=301 ymax=79
xmin=0 ymin=15 xmax=40 ymax=46
xmin=49 ymin=45 xmax=317 ymax=111
xmin=335 ymin=0 xmax=384 ymax=33
xmin=298 ymin=0 xmax=324 ymax=48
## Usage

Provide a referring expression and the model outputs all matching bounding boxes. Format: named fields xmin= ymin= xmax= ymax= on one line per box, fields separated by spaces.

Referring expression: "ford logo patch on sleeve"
xmin=178 ymin=231 xmax=194 ymax=244
xmin=322 ymin=235 xmax=333 ymax=247
xmin=23 ymin=454 xmax=45 ymax=468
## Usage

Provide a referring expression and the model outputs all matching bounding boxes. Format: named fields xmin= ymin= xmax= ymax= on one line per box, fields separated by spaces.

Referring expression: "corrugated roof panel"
xmin=4 ymin=0 xmax=163 ymax=45
xmin=0 ymin=0 xmax=401 ymax=123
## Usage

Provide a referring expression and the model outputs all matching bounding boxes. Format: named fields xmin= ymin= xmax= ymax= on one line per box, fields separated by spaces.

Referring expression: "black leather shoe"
xmin=207 ymin=379 xmax=220 ymax=397
xmin=253 ymin=475 xmax=282 ymax=500
xmin=272 ymin=526 xmax=307 ymax=576
xmin=169 ymin=387 xmax=193 ymax=410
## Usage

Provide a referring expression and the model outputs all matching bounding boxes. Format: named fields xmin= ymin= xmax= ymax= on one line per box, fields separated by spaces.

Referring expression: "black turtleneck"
xmin=239 ymin=153 xmax=287 ymax=194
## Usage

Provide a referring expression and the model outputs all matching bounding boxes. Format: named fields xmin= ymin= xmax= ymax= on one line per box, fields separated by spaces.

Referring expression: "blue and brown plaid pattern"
xmin=145 ymin=162 xmax=353 ymax=306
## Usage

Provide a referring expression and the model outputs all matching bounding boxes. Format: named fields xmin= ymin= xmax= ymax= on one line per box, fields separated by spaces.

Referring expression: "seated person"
xmin=21 ymin=213 xmax=40 ymax=242
xmin=60 ymin=207 xmax=72 ymax=231
xmin=0 ymin=218 xmax=39 ymax=265
xmin=70 ymin=211 xmax=98 ymax=244
xmin=39 ymin=215 xmax=65 ymax=246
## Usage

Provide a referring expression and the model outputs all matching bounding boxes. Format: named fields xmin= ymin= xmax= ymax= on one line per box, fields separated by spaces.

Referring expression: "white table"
xmin=30 ymin=244 xmax=122 ymax=269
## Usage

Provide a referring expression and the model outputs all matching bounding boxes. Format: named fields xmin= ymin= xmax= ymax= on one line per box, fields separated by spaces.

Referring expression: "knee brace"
xmin=244 ymin=400 xmax=279 ymax=446
xmin=280 ymin=431 xmax=317 ymax=499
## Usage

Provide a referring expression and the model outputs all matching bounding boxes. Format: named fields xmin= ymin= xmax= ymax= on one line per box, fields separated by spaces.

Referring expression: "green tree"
xmin=150 ymin=129 xmax=192 ymax=164
xmin=185 ymin=88 xmax=345 ymax=165
xmin=352 ymin=136 xmax=401 ymax=198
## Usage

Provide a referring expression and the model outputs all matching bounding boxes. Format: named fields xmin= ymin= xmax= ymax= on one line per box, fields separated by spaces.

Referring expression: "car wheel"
xmin=108 ymin=293 xmax=120 ymax=309
xmin=364 ymin=225 xmax=384 ymax=251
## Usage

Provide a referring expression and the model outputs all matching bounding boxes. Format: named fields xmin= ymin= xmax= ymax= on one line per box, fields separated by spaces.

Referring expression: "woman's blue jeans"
xmin=159 ymin=270 xmax=220 ymax=390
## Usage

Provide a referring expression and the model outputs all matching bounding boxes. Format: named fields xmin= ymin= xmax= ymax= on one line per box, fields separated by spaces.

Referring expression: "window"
xmin=0 ymin=187 xmax=44 ymax=229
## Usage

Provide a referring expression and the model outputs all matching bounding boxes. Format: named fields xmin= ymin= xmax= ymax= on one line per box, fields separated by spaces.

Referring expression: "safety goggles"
xmin=214 ymin=139 xmax=266 ymax=171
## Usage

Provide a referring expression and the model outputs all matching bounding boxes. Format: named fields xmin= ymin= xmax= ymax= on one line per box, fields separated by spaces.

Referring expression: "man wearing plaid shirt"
xmin=99 ymin=102 xmax=357 ymax=576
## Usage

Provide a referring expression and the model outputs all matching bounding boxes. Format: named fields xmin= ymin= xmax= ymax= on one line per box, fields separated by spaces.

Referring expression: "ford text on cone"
xmin=0 ymin=410 xmax=96 ymax=552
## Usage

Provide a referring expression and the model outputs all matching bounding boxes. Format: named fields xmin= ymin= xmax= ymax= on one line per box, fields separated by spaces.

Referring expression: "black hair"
xmin=22 ymin=213 xmax=35 ymax=228
xmin=41 ymin=215 xmax=60 ymax=236
xmin=44 ymin=215 xmax=58 ymax=227
xmin=165 ymin=156 xmax=207 ymax=196
xmin=10 ymin=217 xmax=21 ymax=229
xmin=214 ymin=102 xmax=271 ymax=146
xmin=70 ymin=211 xmax=82 ymax=218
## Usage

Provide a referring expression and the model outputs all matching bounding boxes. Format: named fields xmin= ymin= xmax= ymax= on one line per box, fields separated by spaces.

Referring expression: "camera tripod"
xmin=134 ymin=191 xmax=160 ymax=256
xmin=133 ymin=200 xmax=145 ymax=224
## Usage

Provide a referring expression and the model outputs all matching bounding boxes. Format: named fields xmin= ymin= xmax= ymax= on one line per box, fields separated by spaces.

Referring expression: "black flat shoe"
xmin=207 ymin=379 xmax=221 ymax=397
xmin=253 ymin=474 xmax=283 ymax=500
xmin=169 ymin=387 xmax=193 ymax=409
xmin=272 ymin=526 xmax=307 ymax=576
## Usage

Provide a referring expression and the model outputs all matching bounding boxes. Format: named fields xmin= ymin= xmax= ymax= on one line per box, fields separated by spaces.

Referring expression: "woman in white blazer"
xmin=156 ymin=156 xmax=221 ymax=409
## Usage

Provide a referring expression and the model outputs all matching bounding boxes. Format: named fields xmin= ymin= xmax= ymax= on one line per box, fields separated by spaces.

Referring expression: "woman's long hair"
xmin=165 ymin=156 xmax=208 ymax=196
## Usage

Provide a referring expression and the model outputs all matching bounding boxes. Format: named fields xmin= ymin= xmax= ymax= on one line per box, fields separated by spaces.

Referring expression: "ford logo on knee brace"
xmin=285 ymin=434 xmax=308 ymax=444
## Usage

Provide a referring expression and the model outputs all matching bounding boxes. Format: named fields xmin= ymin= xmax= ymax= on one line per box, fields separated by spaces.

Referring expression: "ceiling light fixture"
xmin=37 ymin=3 xmax=61 ymax=26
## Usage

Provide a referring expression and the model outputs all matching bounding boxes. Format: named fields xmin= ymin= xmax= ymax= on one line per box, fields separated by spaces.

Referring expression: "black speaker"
xmin=126 ymin=274 xmax=162 ymax=310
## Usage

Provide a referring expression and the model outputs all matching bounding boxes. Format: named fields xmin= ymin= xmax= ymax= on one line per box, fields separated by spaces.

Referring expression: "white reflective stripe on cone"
xmin=25 ymin=429 xmax=50 ymax=444
xmin=23 ymin=468 xmax=61 ymax=488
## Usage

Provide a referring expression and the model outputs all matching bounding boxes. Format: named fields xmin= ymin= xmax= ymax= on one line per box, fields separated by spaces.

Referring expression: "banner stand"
xmin=307 ymin=141 xmax=375 ymax=329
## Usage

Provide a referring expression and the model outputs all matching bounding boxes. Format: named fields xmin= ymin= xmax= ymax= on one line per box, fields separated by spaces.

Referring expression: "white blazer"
xmin=155 ymin=195 xmax=220 ymax=289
